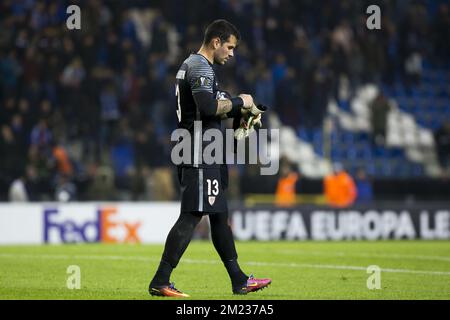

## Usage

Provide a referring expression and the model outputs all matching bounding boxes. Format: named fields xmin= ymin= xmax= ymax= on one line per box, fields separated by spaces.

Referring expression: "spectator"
xmin=60 ymin=57 xmax=85 ymax=88
xmin=134 ymin=126 xmax=166 ymax=169
xmin=30 ymin=119 xmax=52 ymax=148
xmin=99 ymin=83 xmax=120 ymax=148
xmin=309 ymin=61 xmax=333 ymax=127
xmin=354 ymin=168 xmax=373 ymax=203
xmin=369 ymin=92 xmax=391 ymax=146
xmin=54 ymin=175 xmax=77 ymax=202
xmin=324 ymin=163 xmax=357 ymax=208
xmin=434 ymin=121 xmax=450 ymax=172
xmin=254 ymin=67 xmax=275 ymax=108
xmin=271 ymin=53 xmax=288 ymax=85
xmin=52 ymin=141 xmax=74 ymax=178
xmin=150 ymin=167 xmax=175 ymax=201
xmin=1 ymin=125 xmax=24 ymax=185
xmin=275 ymin=67 xmax=300 ymax=127
xmin=404 ymin=51 xmax=423 ymax=88
xmin=8 ymin=176 xmax=28 ymax=202
xmin=275 ymin=158 xmax=299 ymax=207
xmin=1 ymin=97 xmax=16 ymax=126
xmin=27 ymin=145 xmax=55 ymax=200
xmin=0 ymin=50 xmax=22 ymax=93
xmin=8 ymin=165 xmax=39 ymax=202
xmin=10 ymin=114 xmax=27 ymax=155
xmin=86 ymin=165 xmax=117 ymax=201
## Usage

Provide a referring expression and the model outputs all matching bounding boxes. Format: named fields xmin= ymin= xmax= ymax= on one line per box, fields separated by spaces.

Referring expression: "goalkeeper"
xmin=148 ymin=19 xmax=271 ymax=298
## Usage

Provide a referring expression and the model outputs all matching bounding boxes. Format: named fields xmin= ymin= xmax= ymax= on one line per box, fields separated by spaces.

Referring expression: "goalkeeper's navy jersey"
xmin=175 ymin=53 xmax=221 ymax=131
xmin=175 ymin=53 xmax=227 ymax=169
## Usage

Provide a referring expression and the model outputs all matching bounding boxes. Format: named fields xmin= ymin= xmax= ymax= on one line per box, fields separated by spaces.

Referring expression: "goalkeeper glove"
xmin=234 ymin=104 xmax=266 ymax=140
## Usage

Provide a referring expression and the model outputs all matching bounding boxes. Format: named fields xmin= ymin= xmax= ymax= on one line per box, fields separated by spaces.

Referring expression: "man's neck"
xmin=197 ymin=45 xmax=214 ymax=65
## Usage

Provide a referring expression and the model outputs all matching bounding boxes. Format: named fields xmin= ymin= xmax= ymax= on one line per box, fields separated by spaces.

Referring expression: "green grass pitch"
xmin=1 ymin=241 xmax=450 ymax=300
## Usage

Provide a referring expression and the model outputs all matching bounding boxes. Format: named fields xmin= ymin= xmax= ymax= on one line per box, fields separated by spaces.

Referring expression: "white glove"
xmin=234 ymin=113 xmax=262 ymax=140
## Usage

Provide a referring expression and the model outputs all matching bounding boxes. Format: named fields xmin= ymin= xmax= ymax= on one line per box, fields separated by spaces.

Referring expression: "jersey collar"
xmin=193 ymin=53 xmax=213 ymax=66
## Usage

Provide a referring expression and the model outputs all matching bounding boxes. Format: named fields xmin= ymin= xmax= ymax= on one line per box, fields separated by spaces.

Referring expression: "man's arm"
xmin=218 ymin=99 xmax=253 ymax=119
xmin=193 ymin=91 xmax=253 ymax=118
xmin=192 ymin=91 xmax=233 ymax=117
xmin=218 ymin=93 xmax=254 ymax=119
xmin=217 ymin=99 xmax=233 ymax=116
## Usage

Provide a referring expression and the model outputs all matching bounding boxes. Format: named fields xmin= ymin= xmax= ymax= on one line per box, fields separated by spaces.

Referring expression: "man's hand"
xmin=238 ymin=94 xmax=254 ymax=108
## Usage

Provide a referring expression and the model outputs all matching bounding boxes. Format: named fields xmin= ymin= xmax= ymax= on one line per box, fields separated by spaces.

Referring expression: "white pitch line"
xmin=242 ymin=261 xmax=450 ymax=276
xmin=1 ymin=253 xmax=450 ymax=276
xmin=278 ymin=250 xmax=450 ymax=263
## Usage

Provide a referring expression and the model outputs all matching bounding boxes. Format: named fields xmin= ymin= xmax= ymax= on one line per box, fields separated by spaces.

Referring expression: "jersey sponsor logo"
xmin=193 ymin=76 xmax=211 ymax=89
xmin=208 ymin=196 xmax=216 ymax=206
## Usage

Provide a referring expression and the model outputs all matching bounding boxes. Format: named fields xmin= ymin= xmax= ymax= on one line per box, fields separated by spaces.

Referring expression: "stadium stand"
xmin=0 ymin=0 xmax=449 ymax=202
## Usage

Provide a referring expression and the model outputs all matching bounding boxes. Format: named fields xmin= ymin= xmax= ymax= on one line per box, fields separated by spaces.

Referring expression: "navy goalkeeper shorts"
xmin=177 ymin=166 xmax=228 ymax=214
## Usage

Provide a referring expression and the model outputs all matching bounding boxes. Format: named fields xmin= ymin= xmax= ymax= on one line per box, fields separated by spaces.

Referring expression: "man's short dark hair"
xmin=203 ymin=19 xmax=241 ymax=45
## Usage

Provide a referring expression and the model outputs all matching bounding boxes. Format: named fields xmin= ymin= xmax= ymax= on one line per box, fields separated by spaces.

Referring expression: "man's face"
xmin=213 ymin=35 xmax=237 ymax=65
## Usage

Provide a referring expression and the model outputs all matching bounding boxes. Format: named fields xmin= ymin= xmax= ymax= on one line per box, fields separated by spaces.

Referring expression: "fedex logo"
xmin=44 ymin=207 xmax=141 ymax=244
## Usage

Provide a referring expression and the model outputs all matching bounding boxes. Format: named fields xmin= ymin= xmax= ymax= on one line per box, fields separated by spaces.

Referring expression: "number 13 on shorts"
xmin=202 ymin=170 xmax=227 ymax=213
xmin=206 ymin=179 xmax=219 ymax=196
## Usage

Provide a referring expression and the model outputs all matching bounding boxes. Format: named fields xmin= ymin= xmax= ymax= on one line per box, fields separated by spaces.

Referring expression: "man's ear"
xmin=212 ymin=37 xmax=221 ymax=49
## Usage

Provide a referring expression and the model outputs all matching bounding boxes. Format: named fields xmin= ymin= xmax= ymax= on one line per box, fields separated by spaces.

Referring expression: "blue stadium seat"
xmin=331 ymin=148 xmax=344 ymax=161
xmin=374 ymin=146 xmax=387 ymax=158
xmin=341 ymin=132 xmax=355 ymax=144
xmin=338 ymin=99 xmax=351 ymax=112
xmin=297 ymin=127 xmax=309 ymax=141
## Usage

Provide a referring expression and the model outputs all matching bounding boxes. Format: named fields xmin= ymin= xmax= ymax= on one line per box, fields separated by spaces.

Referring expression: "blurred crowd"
xmin=0 ymin=0 xmax=449 ymax=202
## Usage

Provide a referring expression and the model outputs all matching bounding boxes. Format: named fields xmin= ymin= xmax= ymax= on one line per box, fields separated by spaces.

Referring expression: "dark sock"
xmin=150 ymin=260 xmax=173 ymax=287
xmin=150 ymin=212 xmax=202 ymax=288
xmin=224 ymin=259 xmax=248 ymax=288
xmin=209 ymin=213 xmax=248 ymax=287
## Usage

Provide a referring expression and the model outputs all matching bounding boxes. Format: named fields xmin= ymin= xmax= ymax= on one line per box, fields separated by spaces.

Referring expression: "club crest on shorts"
xmin=208 ymin=196 xmax=216 ymax=205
